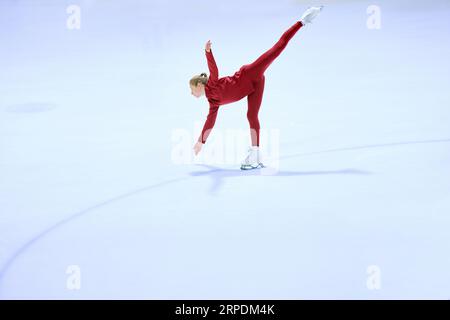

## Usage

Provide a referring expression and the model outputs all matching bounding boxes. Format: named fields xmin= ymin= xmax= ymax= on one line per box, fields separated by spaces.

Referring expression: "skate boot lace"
xmin=243 ymin=147 xmax=258 ymax=165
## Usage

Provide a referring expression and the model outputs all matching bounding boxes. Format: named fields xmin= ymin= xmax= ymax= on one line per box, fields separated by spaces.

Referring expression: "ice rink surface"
xmin=1 ymin=0 xmax=449 ymax=299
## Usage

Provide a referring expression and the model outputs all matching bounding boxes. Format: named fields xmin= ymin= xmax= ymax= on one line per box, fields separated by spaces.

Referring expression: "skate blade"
xmin=240 ymin=163 xmax=265 ymax=170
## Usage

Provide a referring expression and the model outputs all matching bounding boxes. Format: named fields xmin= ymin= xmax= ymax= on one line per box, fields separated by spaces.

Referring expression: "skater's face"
xmin=190 ymin=83 xmax=204 ymax=98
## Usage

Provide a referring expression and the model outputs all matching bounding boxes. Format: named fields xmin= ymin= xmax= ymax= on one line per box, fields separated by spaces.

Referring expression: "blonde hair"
xmin=190 ymin=73 xmax=208 ymax=87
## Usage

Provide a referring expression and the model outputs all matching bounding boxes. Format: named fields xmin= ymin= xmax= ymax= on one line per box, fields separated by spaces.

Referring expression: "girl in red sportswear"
xmin=189 ymin=7 xmax=323 ymax=169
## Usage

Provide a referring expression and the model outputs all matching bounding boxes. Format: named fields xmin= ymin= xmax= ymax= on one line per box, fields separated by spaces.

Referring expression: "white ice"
xmin=1 ymin=0 xmax=450 ymax=299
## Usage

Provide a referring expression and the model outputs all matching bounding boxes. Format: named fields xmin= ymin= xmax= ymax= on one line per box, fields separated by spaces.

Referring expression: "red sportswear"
xmin=198 ymin=21 xmax=303 ymax=144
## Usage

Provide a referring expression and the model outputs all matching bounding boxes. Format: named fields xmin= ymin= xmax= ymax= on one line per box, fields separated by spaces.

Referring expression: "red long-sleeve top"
xmin=198 ymin=50 xmax=255 ymax=144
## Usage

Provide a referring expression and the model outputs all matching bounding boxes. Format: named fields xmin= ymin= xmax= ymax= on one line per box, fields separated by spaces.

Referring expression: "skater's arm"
xmin=205 ymin=40 xmax=218 ymax=81
xmin=194 ymin=104 xmax=219 ymax=155
xmin=198 ymin=104 xmax=219 ymax=144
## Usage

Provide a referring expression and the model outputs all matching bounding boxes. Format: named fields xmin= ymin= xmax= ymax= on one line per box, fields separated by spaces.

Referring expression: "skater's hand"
xmin=193 ymin=141 xmax=203 ymax=155
xmin=205 ymin=40 xmax=212 ymax=53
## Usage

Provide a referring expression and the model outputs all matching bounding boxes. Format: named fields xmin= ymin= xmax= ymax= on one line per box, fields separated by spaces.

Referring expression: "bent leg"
xmin=245 ymin=21 xmax=303 ymax=80
xmin=247 ymin=76 xmax=265 ymax=146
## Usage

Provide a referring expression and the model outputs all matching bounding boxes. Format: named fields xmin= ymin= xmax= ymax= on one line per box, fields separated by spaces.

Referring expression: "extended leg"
xmin=244 ymin=21 xmax=303 ymax=80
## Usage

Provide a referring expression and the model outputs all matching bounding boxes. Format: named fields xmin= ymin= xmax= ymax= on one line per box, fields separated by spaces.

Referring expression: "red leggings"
xmin=241 ymin=21 xmax=303 ymax=146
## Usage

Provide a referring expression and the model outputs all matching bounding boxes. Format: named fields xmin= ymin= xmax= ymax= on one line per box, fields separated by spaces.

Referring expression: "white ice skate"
xmin=240 ymin=146 xmax=265 ymax=170
xmin=300 ymin=6 xmax=324 ymax=25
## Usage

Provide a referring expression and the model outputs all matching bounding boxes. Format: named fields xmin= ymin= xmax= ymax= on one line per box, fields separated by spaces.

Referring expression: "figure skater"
xmin=190 ymin=7 xmax=323 ymax=170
